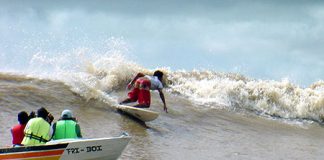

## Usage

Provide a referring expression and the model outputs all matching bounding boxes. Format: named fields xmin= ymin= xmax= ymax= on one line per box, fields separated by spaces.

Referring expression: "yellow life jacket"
xmin=21 ymin=117 xmax=50 ymax=146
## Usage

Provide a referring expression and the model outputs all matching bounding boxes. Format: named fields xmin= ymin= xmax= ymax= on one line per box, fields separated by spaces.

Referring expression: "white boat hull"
xmin=0 ymin=133 xmax=131 ymax=160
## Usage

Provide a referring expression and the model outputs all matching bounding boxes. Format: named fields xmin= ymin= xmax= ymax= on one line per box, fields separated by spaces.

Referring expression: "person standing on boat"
xmin=21 ymin=107 xmax=52 ymax=146
xmin=120 ymin=70 xmax=168 ymax=113
xmin=51 ymin=109 xmax=82 ymax=140
xmin=11 ymin=111 xmax=30 ymax=147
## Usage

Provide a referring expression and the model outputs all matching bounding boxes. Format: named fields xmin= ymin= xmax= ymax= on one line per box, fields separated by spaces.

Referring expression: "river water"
xmin=1 ymin=1 xmax=324 ymax=159
xmin=1 ymin=70 xmax=324 ymax=160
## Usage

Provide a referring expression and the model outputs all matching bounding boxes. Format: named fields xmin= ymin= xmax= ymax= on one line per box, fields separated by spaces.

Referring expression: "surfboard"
xmin=115 ymin=105 xmax=159 ymax=122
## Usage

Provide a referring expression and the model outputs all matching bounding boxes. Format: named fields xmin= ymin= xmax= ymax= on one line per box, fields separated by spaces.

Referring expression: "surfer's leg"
xmin=133 ymin=103 xmax=150 ymax=108
xmin=137 ymin=79 xmax=151 ymax=107
xmin=119 ymin=98 xmax=133 ymax=104
xmin=120 ymin=87 xmax=139 ymax=104
xmin=137 ymin=91 xmax=150 ymax=107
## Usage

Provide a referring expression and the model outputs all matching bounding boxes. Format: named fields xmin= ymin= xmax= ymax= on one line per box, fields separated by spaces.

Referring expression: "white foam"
xmin=168 ymin=70 xmax=324 ymax=123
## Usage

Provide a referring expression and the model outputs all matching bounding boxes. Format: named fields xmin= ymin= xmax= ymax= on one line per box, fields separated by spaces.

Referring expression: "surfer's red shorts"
xmin=128 ymin=78 xmax=151 ymax=106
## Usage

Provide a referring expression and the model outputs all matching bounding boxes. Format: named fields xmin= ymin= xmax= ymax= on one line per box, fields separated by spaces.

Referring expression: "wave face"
xmin=2 ymin=49 xmax=324 ymax=124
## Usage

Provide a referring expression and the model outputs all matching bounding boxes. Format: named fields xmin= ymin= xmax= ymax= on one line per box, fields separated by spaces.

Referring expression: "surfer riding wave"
xmin=119 ymin=70 xmax=168 ymax=113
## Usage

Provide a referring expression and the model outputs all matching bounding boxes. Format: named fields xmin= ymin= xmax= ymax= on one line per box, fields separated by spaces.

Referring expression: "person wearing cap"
xmin=21 ymin=107 xmax=52 ymax=146
xmin=11 ymin=111 xmax=29 ymax=147
xmin=51 ymin=109 xmax=82 ymax=140
xmin=120 ymin=70 xmax=168 ymax=113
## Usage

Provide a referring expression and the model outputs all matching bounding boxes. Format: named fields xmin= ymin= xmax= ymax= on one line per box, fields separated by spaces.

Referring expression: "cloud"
xmin=1 ymin=0 xmax=324 ymax=85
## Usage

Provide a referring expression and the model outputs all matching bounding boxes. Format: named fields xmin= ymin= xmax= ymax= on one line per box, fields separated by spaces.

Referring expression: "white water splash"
xmin=168 ymin=70 xmax=324 ymax=122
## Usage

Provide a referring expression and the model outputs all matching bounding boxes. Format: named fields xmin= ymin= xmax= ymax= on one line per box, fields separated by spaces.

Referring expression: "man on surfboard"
xmin=120 ymin=70 xmax=168 ymax=113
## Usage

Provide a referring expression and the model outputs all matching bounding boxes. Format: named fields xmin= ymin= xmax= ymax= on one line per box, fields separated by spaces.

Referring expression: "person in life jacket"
xmin=120 ymin=70 xmax=168 ymax=113
xmin=21 ymin=107 xmax=52 ymax=146
xmin=51 ymin=109 xmax=82 ymax=140
xmin=11 ymin=111 xmax=30 ymax=147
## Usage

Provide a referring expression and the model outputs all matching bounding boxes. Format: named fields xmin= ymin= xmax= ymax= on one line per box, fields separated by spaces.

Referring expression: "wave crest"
xmin=168 ymin=70 xmax=324 ymax=122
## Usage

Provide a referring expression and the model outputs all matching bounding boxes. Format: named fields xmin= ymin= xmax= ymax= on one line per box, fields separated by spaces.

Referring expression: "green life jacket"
xmin=21 ymin=117 xmax=50 ymax=146
xmin=52 ymin=120 xmax=78 ymax=140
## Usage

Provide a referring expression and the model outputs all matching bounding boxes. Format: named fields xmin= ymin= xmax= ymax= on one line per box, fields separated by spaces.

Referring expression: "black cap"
xmin=37 ymin=107 xmax=49 ymax=119
xmin=18 ymin=111 xmax=29 ymax=124
xmin=153 ymin=70 xmax=164 ymax=81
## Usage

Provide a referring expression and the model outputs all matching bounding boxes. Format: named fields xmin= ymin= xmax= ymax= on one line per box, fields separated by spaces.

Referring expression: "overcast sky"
xmin=1 ymin=0 xmax=324 ymax=86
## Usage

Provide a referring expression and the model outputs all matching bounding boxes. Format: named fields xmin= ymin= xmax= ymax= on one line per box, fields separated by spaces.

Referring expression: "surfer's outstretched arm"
xmin=158 ymin=89 xmax=167 ymax=113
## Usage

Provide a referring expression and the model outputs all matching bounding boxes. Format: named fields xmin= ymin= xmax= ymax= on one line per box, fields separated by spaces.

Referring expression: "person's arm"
xmin=127 ymin=73 xmax=145 ymax=89
xmin=46 ymin=113 xmax=54 ymax=125
xmin=11 ymin=128 xmax=14 ymax=141
xmin=24 ymin=122 xmax=30 ymax=133
xmin=158 ymin=89 xmax=168 ymax=113
xmin=76 ymin=124 xmax=82 ymax=138
xmin=50 ymin=123 xmax=56 ymax=140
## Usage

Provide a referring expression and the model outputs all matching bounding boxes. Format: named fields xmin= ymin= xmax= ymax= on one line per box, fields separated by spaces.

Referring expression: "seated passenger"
xmin=11 ymin=111 xmax=29 ymax=147
xmin=21 ymin=107 xmax=52 ymax=146
xmin=52 ymin=109 xmax=82 ymax=140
